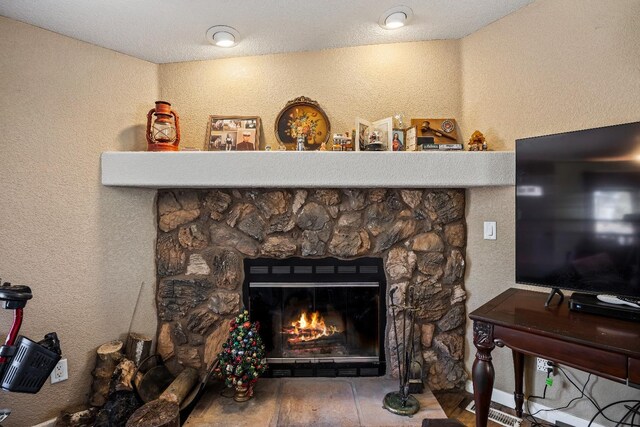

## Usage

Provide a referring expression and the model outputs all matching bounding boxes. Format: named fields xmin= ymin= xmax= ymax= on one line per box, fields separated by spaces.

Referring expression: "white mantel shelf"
xmin=101 ymin=151 xmax=515 ymax=188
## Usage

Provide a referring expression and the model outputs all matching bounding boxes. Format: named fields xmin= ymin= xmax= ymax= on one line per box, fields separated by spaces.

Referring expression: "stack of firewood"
xmin=55 ymin=332 xmax=201 ymax=427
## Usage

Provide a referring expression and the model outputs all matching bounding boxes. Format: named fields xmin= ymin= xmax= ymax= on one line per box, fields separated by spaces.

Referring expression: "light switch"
xmin=484 ymin=221 xmax=497 ymax=240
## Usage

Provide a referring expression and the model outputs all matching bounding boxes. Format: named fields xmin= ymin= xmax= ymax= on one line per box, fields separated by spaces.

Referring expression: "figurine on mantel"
xmin=468 ymin=130 xmax=488 ymax=151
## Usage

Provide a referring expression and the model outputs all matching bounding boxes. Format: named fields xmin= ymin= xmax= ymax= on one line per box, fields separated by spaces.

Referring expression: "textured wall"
xmin=0 ymin=17 xmax=158 ymax=426
xmin=159 ymin=40 xmax=462 ymax=150
xmin=462 ymin=0 xmax=640 ymax=421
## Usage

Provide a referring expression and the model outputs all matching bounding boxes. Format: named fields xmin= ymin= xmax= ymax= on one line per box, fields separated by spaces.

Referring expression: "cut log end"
xmin=125 ymin=400 xmax=179 ymax=427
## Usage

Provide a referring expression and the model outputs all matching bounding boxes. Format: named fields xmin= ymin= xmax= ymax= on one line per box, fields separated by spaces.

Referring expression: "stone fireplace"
xmin=156 ymin=188 xmax=467 ymax=390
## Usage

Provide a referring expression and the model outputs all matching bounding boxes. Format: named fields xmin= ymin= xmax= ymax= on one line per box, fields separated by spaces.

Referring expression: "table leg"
xmin=512 ymin=350 xmax=524 ymax=417
xmin=472 ymin=321 xmax=495 ymax=427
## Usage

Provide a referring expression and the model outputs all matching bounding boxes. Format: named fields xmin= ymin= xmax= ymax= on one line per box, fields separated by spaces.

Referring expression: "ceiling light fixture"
xmin=206 ymin=25 xmax=240 ymax=48
xmin=379 ymin=6 xmax=413 ymax=30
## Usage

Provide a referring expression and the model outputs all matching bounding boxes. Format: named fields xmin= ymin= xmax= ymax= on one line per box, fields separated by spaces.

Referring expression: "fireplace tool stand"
xmin=383 ymin=286 xmax=420 ymax=416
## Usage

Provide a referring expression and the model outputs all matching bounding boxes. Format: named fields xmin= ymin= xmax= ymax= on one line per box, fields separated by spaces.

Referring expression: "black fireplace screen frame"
xmin=243 ymin=257 xmax=387 ymax=377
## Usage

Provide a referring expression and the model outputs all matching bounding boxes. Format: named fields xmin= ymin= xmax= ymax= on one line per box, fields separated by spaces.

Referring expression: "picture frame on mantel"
xmin=274 ymin=96 xmax=331 ymax=151
xmin=205 ymin=115 xmax=261 ymax=151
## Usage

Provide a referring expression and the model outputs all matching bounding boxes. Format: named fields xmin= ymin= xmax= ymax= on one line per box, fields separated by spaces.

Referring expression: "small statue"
xmin=468 ymin=130 xmax=488 ymax=151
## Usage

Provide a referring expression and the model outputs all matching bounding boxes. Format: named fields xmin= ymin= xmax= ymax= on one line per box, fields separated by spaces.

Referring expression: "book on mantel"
xmin=421 ymin=143 xmax=464 ymax=151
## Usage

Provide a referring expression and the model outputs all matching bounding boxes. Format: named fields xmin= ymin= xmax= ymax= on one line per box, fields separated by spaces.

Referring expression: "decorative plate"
xmin=441 ymin=119 xmax=455 ymax=133
xmin=275 ymin=96 xmax=331 ymax=150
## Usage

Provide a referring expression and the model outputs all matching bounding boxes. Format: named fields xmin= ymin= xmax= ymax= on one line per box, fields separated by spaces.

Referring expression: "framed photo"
xmin=355 ymin=117 xmax=393 ymax=151
xmin=409 ymin=118 xmax=459 ymax=144
xmin=274 ymin=96 xmax=331 ymax=150
xmin=390 ymin=129 xmax=405 ymax=151
xmin=405 ymin=126 xmax=417 ymax=151
xmin=205 ymin=115 xmax=261 ymax=151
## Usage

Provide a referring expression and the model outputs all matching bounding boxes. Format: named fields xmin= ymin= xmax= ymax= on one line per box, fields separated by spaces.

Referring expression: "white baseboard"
xmin=464 ymin=380 xmax=604 ymax=427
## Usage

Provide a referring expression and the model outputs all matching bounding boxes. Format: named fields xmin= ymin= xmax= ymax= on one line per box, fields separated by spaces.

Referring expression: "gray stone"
xmin=444 ymin=222 xmax=466 ymax=247
xmin=374 ymin=219 xmax=417 ymax=252
xmin=204 ymin=190 xmax=232 ymax=216
xmin=178 ymin=223 xmax=208 ymax=249
xmin=443 ymin=249 xmax=465 ymax=285
xmin=411 ymin=232 xmax=444 ymax=252
xmin=159 ymin=208 xmax=200 ymax=232
xmin=186 ymin=253 xmax=211 ymax=276
xmin=421 ymin=323 xmax=436 ymax=348
xmin=313 ymin=189 xmax=341 ymax=205
xmin=437 ymin=305 xmax=465 ymax=331
xmin=427 ymin=357 xmax=467 ymax=390
xmin=255 ymin=191 xmax=290 ymax=218
xmin=210 ymin=250 xmax=241 ymax=290
xmin=327 ymin=205 xmax=340 ymax=218
xmin=172 ymin=322 xmax=188 ymax=345
xmin=292 ymin=190 xmax=308 ymax=214
xmin=261 ymin=235 xmax=297 ymax=258
xmin=208 ymin=292 xmax=240 ymax=315
xmin=157 ymin=234 xmax=186 ymax=277
xmin=364 ymin=203 xmax=394 ymax=236
xmin=189 ymin=334 xmax=204 ymax=346
xmin=385 ymin=247 xmax=417 ymax=281
xmin=340 ymin=189 xmax=367 ymax=211
xmin=400 ymin=190 xmax=423 ymax=209
xmin=296 ymin=202 xmax=330 ymax=231
xmin=225 ymin=203 xmax=251 ymax=228
xmin=187 ymin=308 xmax=220 ymax=335
xmin=158 ymin=278 xmax=212 ymax=320
xmin=209 ymin=223 xmax=259 ymax=256
xmin=328 ymin=227 xmax=370 ymax=257
xmin=237 ymin=207 xmax=266 ymax=241
xmin=385 ymin=192 xmax=404 ymax=211
xmin=424 ymin=190 xmax=464 ymax=224
xmin=301 ymin=230 xmax=327 ymax=256
xmin=338 ymin=212 xmax=362 ymax=228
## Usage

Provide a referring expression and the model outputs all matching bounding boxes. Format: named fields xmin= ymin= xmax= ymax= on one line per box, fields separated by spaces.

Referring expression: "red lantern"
xmin=146 ymin=101 xmax=180 ymax=151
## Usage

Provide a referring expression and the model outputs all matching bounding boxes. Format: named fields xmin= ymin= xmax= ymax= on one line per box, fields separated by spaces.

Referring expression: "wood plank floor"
xmin=433 ymin=389 xmax=542 ymax=427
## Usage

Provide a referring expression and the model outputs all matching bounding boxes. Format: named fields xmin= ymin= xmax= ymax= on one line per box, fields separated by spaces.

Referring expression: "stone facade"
xmin=155 ymin=188 xmax=468 ymax=390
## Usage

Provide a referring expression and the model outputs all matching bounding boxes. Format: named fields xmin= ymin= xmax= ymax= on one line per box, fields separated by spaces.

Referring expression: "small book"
xmin=421 ymin=143 xmax=464 ymax=151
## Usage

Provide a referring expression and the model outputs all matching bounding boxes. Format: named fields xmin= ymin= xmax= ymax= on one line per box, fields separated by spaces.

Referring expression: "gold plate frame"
xmin=274 ymin=96 xmax=331 ymax=150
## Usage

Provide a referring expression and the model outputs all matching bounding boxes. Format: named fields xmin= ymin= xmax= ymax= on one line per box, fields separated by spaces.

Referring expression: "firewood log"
xmin=110 ymin=358 xmax=137 ymax=393
xmin=158 ymin=367 xmax=199 ymax=405
xmin=89 ymin=340 xmax=123 ymax=407
xmin=125 ymin=333 xmax=152 ymax=367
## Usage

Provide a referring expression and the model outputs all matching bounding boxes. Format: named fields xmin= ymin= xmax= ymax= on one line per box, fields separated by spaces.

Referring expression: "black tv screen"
xmin=516 ymin=122 xmax=640 ymax=299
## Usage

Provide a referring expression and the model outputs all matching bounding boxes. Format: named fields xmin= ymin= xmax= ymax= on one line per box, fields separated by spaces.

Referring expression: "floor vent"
xmin=465 ymin=401 xmax=522 ymax=427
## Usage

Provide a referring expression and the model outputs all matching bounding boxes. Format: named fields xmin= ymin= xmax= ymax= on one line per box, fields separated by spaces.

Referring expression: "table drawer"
xmin=494 ymin=325 xmax=627 ymax=381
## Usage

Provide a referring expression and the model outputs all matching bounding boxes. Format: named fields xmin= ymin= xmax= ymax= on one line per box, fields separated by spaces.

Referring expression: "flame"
xmin=283 ymin=310 xmax=338 ymax=343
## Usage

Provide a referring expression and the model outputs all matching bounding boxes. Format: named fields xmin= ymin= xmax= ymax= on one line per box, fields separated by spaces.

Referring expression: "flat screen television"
xmin=516 ymin=121 xmax=640 ymax=300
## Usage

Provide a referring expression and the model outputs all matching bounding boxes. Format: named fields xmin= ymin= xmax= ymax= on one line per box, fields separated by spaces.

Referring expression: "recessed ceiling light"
xmin=206 ymin=25 xmax=240 ymax=48
xmin=379 ymin=6 xmax=413 ymax=30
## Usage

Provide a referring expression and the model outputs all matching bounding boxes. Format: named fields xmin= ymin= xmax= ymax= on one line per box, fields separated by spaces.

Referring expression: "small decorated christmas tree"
xmin=215 ymin=310 xmax=267 ymax=401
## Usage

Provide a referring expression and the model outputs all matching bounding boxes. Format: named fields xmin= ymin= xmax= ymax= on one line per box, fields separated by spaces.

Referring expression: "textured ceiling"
xmin=0 ymin=0 xmax=534 ymax=64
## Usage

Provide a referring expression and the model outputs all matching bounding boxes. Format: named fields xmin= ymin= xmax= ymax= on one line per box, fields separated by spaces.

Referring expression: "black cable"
xmin=588 ymin=400 xmax=640 ymax=427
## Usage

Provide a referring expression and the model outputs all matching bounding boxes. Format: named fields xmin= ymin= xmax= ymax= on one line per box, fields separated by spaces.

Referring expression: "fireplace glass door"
xmin=249 ymin=282 xmax=380 ymax=362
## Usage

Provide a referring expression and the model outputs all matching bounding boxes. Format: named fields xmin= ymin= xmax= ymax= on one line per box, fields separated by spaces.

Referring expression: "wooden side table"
xmin=469 ymin=288 xmax=640 ymax=427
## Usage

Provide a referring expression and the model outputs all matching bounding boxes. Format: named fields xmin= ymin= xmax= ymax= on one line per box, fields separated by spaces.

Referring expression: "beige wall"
xmin=160 ymin=40 xmax=461 ymax=150
xmin=0 ymin=17 xmax=158 ymax=426
xmin=463 ymin=0 xmax=640 ymax=421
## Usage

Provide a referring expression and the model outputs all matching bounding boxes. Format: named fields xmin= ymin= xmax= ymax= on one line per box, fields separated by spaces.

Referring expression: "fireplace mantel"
xmin=101 ymin=151 xmax=514 ymax=188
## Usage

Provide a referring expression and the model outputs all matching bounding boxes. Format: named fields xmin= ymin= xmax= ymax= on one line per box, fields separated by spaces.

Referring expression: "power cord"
xmin=587 ymin=400 xmax=640 ymax=427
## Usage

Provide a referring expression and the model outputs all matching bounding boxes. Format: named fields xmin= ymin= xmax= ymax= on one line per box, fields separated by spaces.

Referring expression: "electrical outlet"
xmin=50 ymin=358 xmax=68 ymax=384
xmin=536 ymin=357 xmax=553 ymax=372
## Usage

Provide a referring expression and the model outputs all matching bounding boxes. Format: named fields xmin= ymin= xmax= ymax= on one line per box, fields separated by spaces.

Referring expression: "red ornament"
xmin=243 ymin=321 xmax=251 ymax=329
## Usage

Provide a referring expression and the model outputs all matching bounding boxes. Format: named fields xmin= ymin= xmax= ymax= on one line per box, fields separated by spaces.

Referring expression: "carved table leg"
xmin=472 ymin=321 xmax=495 ymax=427
xmin=513 ymin=350 xmax=524 ymax=417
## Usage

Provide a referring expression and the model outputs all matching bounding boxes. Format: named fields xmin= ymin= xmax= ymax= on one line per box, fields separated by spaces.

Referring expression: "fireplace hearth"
xmin=156 ymin=188 xmax=468 ymax=391
xmin=244 ymin=257 xmax=386 ymax=377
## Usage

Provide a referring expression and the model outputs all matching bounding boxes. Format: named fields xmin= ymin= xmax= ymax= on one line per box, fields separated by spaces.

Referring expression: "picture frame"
xmin=205 ymin=115 xmax=261 ymax=151
xmin=274 ymin=96 xmax=331 ymax=150
xmin=390 ymin=129 xmax=405 ymax=152
xmin=405 ymin=126 xmax=417 ymax=152
xmin=409 ymin=118 xmax=459 ymax=145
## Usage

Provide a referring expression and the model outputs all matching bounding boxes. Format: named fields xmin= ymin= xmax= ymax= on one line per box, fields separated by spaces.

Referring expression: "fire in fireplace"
xmin=243 ymin=257 xmax=386 ymax=377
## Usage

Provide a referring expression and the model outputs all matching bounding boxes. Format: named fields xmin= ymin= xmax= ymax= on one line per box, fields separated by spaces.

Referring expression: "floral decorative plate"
xmin=275 ymin=96 xmax=331 ymax=150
